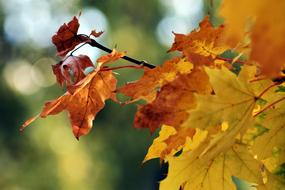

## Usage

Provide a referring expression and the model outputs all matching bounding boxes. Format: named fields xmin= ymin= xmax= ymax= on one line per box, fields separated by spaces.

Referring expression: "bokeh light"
xmin=3 ymin=60 xmax=40 ymax=95
xmin=156 ymin=0 xmax=204 ymax=46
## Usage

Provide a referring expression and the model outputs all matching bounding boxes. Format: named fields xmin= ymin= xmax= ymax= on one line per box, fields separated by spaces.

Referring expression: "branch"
xmin=88 ymin=39 xmax=156 ymax=69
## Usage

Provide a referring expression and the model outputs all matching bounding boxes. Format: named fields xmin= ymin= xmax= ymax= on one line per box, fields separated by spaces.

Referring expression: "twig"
xmin=101 ymin=65 xmax=144 ymax=71
xmin=88 ymin=39 xmax=156 ymax=69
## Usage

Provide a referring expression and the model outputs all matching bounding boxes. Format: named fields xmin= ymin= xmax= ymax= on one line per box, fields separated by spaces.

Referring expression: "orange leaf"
xmin=21 ymin=70 xmax=117 ymax=139
xmin=118 ymin=57 xmax=193 ymax=103
xmin=133 ymin=68 xmax=211 ymax=132
xmin=96 ymin=49 xmax=125 ymax=65
xmin=90 ymin=30 xmax=104 ymax=38
xmin=250 ymin=0 xmax=285 ymax=77
xmin=169 ymin=16 xmax=226 ymax=67
xmin=21 ymin=50 xmax=124 ymax=139
xmin=51 ymin=16 xmax=89 ymax=57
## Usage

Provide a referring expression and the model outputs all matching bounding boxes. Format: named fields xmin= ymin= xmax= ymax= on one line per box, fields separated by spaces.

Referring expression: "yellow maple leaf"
xmin=252 ymin=100 xmax=285 ymax=165
xmin=182 ymin=65 xmax=272 ymax=135
xmin=160 ymin=142 xmax=264 ymax=190
xmin=143 ymin=125 xmax=200 ymax=162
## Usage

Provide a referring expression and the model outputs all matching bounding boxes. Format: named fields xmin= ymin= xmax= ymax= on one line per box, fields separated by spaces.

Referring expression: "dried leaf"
xmin=51 ymin=16 xmax=89 ymax=57
xmin=90 ymin=30 xmax=104 ymax=38
xmin=52 ymin=55 xmax=94 ymax=87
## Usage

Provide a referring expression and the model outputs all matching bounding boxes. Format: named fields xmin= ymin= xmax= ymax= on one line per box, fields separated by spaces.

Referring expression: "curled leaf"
xmin=51 ymin=16 xmax=89 ymax=57
xmin=52 ymin=55 xmax=94 ymax=87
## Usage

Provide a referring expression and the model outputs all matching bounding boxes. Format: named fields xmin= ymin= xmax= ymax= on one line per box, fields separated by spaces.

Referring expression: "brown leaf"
xmin=133 ymin=68 xmax=211 ymax=132
xmin=90 ymin=30 xmax=104 ymax=38
xmin=51 ymin=16 xmax=89 ymax=57
xmin=52 ymin=55 xmax=94 ymax=87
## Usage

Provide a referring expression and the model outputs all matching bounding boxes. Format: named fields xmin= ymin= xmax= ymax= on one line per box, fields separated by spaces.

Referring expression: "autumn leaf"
xmin=96 ymin=49 xmax=125 ymax=65
xmin=252 ymin=100 xmax=285 ymax=165
xmin=219 ymin=0 xmax=285 ymax=77
xmin=218 ymin=0 xmax=262 ymax=46
xmin=52 ymin=16 xmax=89 ymax=57
xmin=258 ymin=171 xmax=285 ymax=190
xmin=250 ymin=0 xmax=285 ymax=77
xmin=90 ymin=30 xmax=104 ymax=38
xmin=169 ymin=16 xmax=227 ymax=67
xmin=182 ymin=66 xmax=272 ymax=135
xmin=118 ymin=57 xmax=193 ymax=103
xmin=143 ymin=125 xmax=196 ymax=162
xmin=133 ymin=68 xmax=211 ymax=132
xmin=21 ymin=50 xmax=124 ymax=139
xmin=52 ymin=55 xmax=94 ymax=87
xmin=160 ymin=141 xmax=264 ymax=190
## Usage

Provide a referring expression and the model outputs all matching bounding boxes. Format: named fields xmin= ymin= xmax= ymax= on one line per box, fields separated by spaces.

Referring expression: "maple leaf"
xmin=160 ymin=141 xmax=264 ymax=190
xmin=182 ymin=66 xmax=272 ymax=135
xmin=143 ymin=125 xmax=196 ymax=162
xmin=252 ymin=100 xmax=285 ymax=164
xmin=168 ymin=16 xmax=227 ymax=67
xmin=118 ymin=57 xmax=193 ymax=103
xmin=51 ymin=16 xmax=89 ymax=57
xmin=21 ymin=50 xmax=124 ymax=139
xmin=52 ymin=55 xmax=94 ymax=87
xmin=133 ymin=68 xmax=211 ymax=132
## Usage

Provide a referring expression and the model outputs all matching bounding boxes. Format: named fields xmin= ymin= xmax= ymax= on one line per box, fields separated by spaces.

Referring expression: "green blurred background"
xmin=0 ymin=0 xmax=210 ymax=189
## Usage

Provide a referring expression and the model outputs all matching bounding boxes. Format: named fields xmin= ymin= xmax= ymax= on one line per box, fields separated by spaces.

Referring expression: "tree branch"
xmin=88 ymin=39 xmax=156 ymax=69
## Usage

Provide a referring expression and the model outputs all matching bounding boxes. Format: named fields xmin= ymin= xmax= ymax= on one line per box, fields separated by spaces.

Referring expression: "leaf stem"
xmin=254 ymin=96 xmax=285 ymax=117
xmin=70 ymin=42 xmax=88 ymax=56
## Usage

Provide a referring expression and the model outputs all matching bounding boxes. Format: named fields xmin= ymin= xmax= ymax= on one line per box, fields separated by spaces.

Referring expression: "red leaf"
xmin=51 ymin=16 xmax=89 ymax=57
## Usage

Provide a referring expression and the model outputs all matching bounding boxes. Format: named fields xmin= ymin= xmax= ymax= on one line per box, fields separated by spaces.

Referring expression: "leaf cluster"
xmin=21 ymin=1 xmax=285 ymax=189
